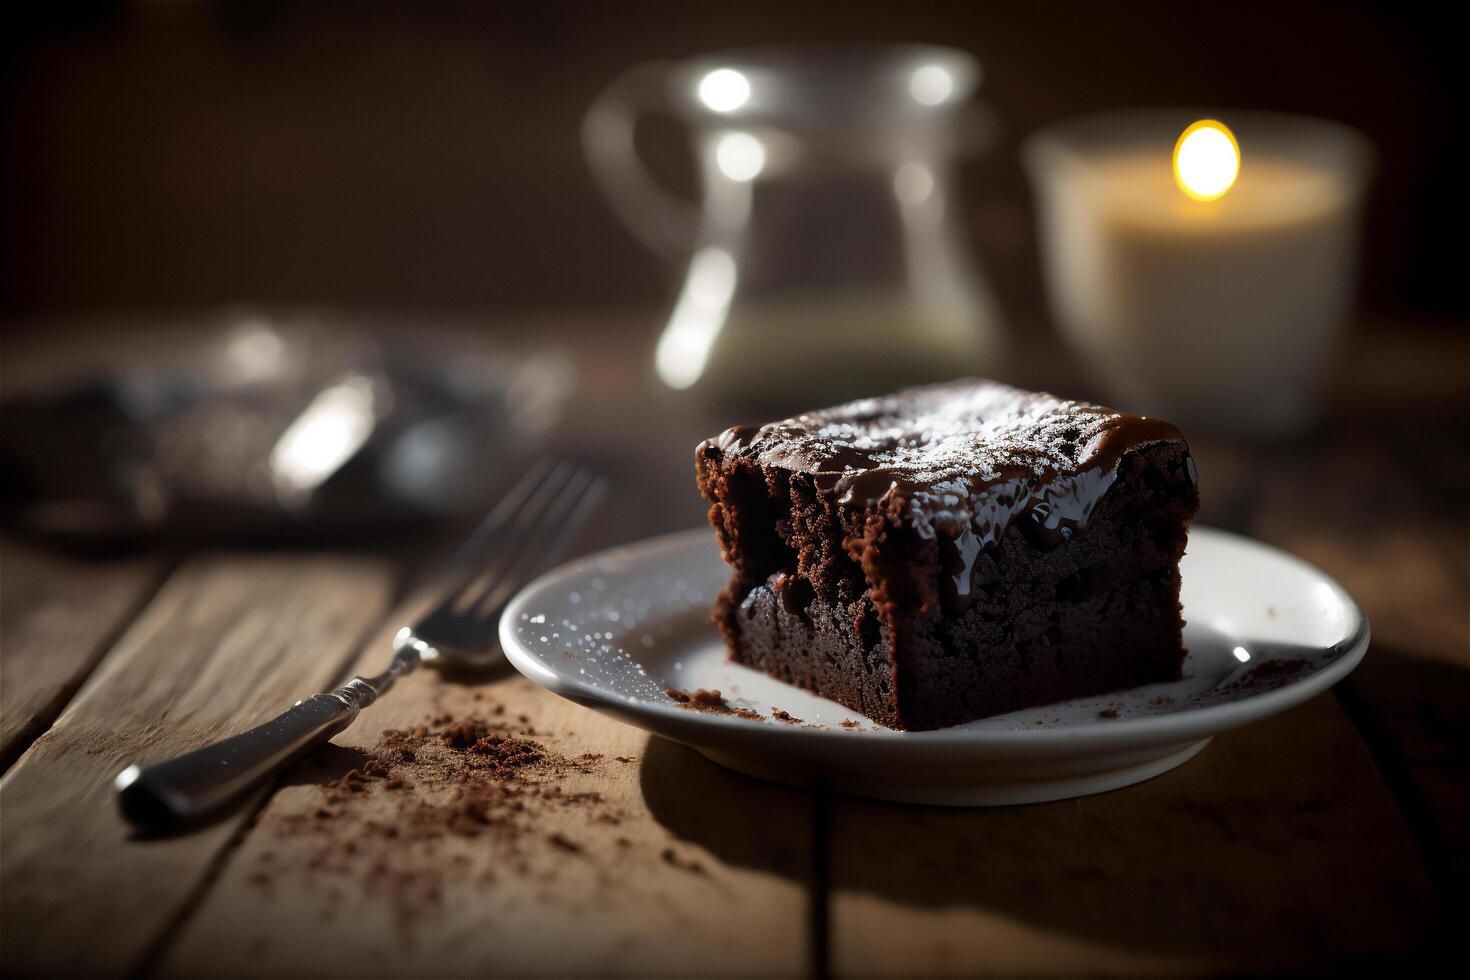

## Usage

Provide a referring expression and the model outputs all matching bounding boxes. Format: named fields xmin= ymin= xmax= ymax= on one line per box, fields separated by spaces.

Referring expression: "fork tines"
xmin=442 ymin=459 xmax=607 ymax=622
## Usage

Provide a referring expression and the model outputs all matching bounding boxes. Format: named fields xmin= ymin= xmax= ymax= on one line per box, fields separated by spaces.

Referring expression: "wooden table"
xmin=2 ymin=313 xmax=1464 ymax=977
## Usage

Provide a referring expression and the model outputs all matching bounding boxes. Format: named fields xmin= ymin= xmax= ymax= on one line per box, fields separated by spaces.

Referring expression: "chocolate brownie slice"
xmin=694 ymin=379 xmax=1199 ymax=731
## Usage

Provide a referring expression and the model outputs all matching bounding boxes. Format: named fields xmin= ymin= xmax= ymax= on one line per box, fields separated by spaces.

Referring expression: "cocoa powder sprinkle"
xmin=256 ymin=703 xmax=627 ymax=924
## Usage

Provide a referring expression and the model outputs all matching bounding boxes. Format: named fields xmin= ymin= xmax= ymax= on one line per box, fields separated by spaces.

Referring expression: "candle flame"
xmin=1174 ymin=119 xmax=1240 ymax=201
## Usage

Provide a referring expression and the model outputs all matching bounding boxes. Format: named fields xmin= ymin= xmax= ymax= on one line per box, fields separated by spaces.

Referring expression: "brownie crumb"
xmin=771 ymin=708 xmax=803 ymax=724
xmin=667 ymin=686 xmax=721 ymax=707
xmin=1241 ymin=658 xmax=1309 ymax=682
xmin=1185 ymin=658 xmax=1314 ymax=708
xmin=839 ymin=719 xmax=861 ymax=729
xmin=660 ymin=847 xmax=706 ymax=875
xmin=665 ymin=687 xmax=765 ymax=720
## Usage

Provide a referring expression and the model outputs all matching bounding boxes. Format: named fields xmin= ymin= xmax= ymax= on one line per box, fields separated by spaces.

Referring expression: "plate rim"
xmin=500 ymin=525 xmax=1370 ymax=746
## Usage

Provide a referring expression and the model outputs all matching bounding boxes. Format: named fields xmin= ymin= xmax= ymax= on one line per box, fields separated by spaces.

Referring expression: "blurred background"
xmin=1 ymin=0 xmax=1463 ymax=322
xmin=3 ymin=0 xmax=1466 ymax=560
xmin=1 ymin=0 xmax=1464 ymax=627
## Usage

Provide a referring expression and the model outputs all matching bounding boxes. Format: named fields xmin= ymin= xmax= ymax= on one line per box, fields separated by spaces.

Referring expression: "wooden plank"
xmin=1267 ymin=526 xmax=1468 ymax=938
xmin=1182 ymin=324 xmax=1469 ymax=946
xmin=0 ymin=554 xmax=392 ymax=977
xmin=0 ymin=537 xmax=169 ymax=770
xmin=827 ymin=695 xmax=1437 ymax=976
xmin=1234 ymin=373 xmax=1469 ymax=933
xmin=159 ymin=596 xmax=815 ymax=979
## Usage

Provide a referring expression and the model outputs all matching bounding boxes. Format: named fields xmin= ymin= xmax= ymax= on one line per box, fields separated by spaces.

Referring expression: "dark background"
xmin=1 ymin=0 xmax=1464 ymax=331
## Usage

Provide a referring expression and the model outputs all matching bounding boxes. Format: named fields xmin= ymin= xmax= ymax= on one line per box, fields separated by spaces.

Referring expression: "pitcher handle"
xmin=582 ymin=61 xmax=702 ymax=259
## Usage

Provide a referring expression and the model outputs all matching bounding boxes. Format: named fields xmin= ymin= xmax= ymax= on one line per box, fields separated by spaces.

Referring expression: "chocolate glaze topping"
xmin=702 ymin=379 xmax=1189 ymax=616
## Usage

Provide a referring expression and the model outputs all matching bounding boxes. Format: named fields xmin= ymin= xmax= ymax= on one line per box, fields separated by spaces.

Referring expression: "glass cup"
xmin=584 ymin=44 xmax=1007 ymax=408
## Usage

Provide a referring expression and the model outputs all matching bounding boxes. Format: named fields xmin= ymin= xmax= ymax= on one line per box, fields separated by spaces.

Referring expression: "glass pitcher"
xmin=583 ymin=44 xmax=1006 ymax=407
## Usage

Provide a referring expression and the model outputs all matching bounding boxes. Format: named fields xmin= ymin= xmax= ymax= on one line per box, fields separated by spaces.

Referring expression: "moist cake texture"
xmin=694 ymin=379 xmax=1199 ymax=731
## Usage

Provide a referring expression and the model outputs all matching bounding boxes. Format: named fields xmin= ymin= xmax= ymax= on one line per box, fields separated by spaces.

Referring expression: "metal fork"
xmin=114 ymin=458 xmax=607 ymax=827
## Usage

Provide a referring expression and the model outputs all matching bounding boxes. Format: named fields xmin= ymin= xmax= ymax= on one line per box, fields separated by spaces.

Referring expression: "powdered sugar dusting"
xmin=701 ymin=379 xmax=1188 ymax=576
xmin=714 ymin=380 xmax=1124 ymax=501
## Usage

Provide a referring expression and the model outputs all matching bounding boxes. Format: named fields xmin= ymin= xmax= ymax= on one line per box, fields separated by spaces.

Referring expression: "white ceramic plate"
xmin=501 ymin=526 xmax=1369 ymax=805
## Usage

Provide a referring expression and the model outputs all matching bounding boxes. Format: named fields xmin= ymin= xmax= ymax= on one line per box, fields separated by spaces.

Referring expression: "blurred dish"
xmin=0 ymin=313 xmax=574 ymax=542
xmin=502 ymin=526 xmax=1368 ymax=806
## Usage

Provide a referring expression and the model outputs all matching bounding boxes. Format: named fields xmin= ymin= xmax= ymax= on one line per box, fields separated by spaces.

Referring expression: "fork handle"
xmin=115 ymin=678 xmax=380 ymax=827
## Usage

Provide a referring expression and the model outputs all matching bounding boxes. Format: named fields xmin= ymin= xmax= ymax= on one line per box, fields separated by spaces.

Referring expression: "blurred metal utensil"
xmin=114 ymin=458 xmax=607 ymax=827
xmin=267 ymin=373 xmax=385 ymax=509
xmin=0 ymin=313 xmax=576 ymax=542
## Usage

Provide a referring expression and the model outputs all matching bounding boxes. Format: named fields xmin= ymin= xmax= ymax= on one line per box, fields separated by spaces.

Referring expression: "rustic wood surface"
xmin=0 ymin=555 xmax=391 ymax=976
xmin=0 ymin=537 xmax=169 ymax=769
xmin=829 ymin=695 xmax=1437 ymax=977
xmin=0 ymin=314 xmax=1463 ymax=977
